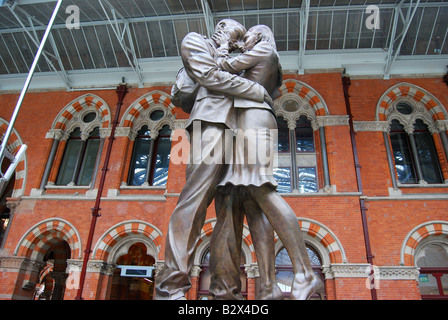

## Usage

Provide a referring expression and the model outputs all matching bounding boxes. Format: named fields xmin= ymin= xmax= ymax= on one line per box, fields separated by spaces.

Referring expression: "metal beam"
xmin=98 ymin=0 xmax=143 ymax=86
xmin=384 ymin=0 xmax=421 ymax=78
xmin=1 ymin=2 xmax=447 ymax=36
xmin=6 ymin=2 xmax=71 ymax=89
xmin=0 ymin=0 xmax=62 ymax=177
xmin=298 ymin=0 xmax=310 ymax=74
xmin=201 ymin=0 xmax=214 ymax=38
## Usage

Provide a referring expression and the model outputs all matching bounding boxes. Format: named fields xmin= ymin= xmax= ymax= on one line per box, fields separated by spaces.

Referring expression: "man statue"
xmin=155 ymin=19 xmax=277 ymax=300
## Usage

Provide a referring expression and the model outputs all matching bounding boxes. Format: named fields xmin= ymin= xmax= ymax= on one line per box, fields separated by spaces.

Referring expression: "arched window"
xmin=128 ymin=124 xmax=172 ymax=186
xmin=388 ymin=100 xmax=444 ymax=185
xmin=56 ymin=127 xmax=101 ymax=186
xmin=275 ymin=245 xmax=325 ymax=300
xmin=415 ymin=240 xmax=448 ymax=299
xmin=273 ymin=113 xmax=319 ymax=193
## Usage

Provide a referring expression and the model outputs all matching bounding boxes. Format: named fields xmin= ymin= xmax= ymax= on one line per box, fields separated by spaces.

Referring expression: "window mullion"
xmin=143 ymin=133 xmax=157 ymax=186
xmin=289 ymin=128 xmax=298 ymax=192
xmin=408 ymin=133 xmax=425 ymax=183
xmin=40 ymin=137 xmax=61 ymax=189
xmin=319 ymin=126 xmax=330 ymax=189
xmin=383 ymin=132 xmax=399 ymax=189
xmin=71 ymin=138 xmax=87 ymax=185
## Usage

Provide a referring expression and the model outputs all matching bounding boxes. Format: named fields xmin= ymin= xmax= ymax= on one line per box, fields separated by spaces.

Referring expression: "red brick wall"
xmin=0 ymin=73 xmax=447 ymax=300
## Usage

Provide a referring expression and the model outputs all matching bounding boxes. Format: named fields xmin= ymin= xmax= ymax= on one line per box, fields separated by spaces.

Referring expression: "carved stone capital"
xmin=0 ymin=256 xmax=45 ymax=273
xmin=353 ymin=121 xmax=390 ymax=132
xmin=435 ymin=120 xmax=448 ymax=132
xmin=377 ymin=266 xmax=420 ymax=281
xmin=316 ymin=115 xmax=349 ymax=128
xmin=325 ymin=263 xmax=371 ymax=279
xmin=245 ymin=264 xmax=260 ymax=278
xmin=87 ymin=260 xmax=116 ymax=275
xmin=45 ymin=129 xmax=65 ymax=140
xmin=154 ymin=261 xmax=165 ymax=277
xmin=190 ymin=265 xmax=202 ymax=277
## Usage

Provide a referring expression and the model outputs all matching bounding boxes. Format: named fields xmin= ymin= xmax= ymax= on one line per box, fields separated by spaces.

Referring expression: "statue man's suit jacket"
xmin=180 ymin=32 xmax=266 ymax=131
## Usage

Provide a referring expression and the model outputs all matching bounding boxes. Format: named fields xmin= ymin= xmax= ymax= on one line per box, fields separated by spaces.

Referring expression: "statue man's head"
xmin=212 ymin=19 xmax=246 ymax=51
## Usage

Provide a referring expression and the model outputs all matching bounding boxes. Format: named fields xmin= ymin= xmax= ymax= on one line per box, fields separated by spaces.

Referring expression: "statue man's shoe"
xmin=290 ymin=274 xmax=325 ymax=300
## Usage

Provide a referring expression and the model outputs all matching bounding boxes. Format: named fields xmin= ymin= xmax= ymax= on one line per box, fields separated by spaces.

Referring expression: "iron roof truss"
xmin=0 ymin=0 xmax=447 ymax=84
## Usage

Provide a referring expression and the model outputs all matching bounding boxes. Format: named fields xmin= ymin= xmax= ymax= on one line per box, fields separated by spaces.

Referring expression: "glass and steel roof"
xmin=0 ymin=0 xmax=447 ymax=89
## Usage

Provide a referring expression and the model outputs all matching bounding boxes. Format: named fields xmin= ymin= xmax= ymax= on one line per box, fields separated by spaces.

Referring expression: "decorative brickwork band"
xmin=376 ymin=83 xmax=448 ymax=123
xmin=197 ymin=217 xmax=346 ymax=265
xmin=0 ymin=118 xmax=27 ymax=197
xmin=119 ymin=90 xmax=175 ymax=130
xmin=401 ymin=220 xmax=448 ymax=266
xmin=51 ymin=94 xmax=112 ymax=132
xmin=14 ymin=218 xmax=82 ymax=261
xmin=92 ymin=220 xmax=163 ymax=263
xmin=276 ymin=79 xmax=329 ymax=118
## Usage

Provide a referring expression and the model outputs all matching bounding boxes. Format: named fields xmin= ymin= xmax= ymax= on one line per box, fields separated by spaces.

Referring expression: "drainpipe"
xmin=342 ymin=76 xmax=377 ymax=300
xmin=75 ymin=83 xmax=128 ymax=300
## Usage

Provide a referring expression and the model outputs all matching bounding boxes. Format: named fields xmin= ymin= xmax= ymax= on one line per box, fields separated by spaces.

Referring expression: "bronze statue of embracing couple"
xmin=155 ymin=19 xmax=324 ymax=300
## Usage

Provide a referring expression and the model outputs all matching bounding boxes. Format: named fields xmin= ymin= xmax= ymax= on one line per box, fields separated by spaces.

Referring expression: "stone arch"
xmin=194 ymin=218 xmax=255 ymax=265
xmin=120 ymin=90 xmax=176 ymax=132
xmin=400 ymin=220 xmax=448 ymax=266
xmin=14 ymin=218 xmax=82 ymax=261
xmin=274 ymin=79 xmax=329 ymax=128
xmin=0 ymin=118 xmax=27 ymax=197
xmin=51 ymin=94 xmax=112 ymax=133
xmin=92 ymin=220 xmax=163 ymax=263
xmin=375 ymin=82 xmax=447 ymax=123
xmin=274 ymin=218 xmax=346 ymax=265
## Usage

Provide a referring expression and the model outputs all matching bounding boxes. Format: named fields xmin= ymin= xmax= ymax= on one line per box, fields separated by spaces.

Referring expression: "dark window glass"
xmin=56 ymin=127 xmax=101 ymax=186
xmin=128 ymin=126 xmax=151 ymax=186
xmin=83 ymin=112 xmax=97 ymax=123
xmin=56 ymin=128 xmax=83 ymax=185
xmin=396 ymin=102 xmax=413 ymax=115
xmin=77 ymin=127 xmax=100 ymax=186
xmin=276 ymin=116 xmax=290 ymax=153
xmin=298 ymin=167 xmax=318 ymax=193
xmin=273 ymin=167 xmax=291 ymax=193
xmin=413 ymin=120 xmax=443 ymax=184
xmin=150 ymin=110 xmax=164 ymax=121
xmin=151 ymin=125 xmax=172 ymax=186
xmin=390 ymin=120 xmax=417 ymax=184
xmin=128 ymin=125 xmax=172 ymax=186
xmin=275 ymin=246 xmax=325 ymax=299
xmin=296 ymin=116 xmax=314 ymax=152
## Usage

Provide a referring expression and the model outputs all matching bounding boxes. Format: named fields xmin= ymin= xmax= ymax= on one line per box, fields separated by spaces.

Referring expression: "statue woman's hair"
xmin=248 ymin=25 xmax=277 ymax=50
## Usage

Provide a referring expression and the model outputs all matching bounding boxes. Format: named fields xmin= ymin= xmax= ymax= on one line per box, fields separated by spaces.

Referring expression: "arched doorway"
xmin=415 ymin=239 xmax=448 ymax=299
xmin=275 ymin=244 xmax=326 ymax=300
xmin=198 ymin=249 xmax=247 ymax=300
xmin=0 ymin=155 xmax=14 ymax=247
xmin=34 ymin=241 xmax=71 ymax=300
xmin=110 ymin=242 xmax=155 ymax=300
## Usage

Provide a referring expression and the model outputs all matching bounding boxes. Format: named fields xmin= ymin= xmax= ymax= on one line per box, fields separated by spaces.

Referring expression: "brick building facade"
xmin=0 ymin=70 xmax=447 ymax=300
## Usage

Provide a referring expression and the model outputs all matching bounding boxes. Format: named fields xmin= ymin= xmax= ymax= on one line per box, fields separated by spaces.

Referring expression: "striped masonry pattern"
xmin=53 ymin=95 xmax=111 ymax=131
xmin=121 ymin=91 xmax=174 ymax=128
xmin=0 ymin=119 xmax=26 ymax=196
xmin=93 ymin=221 xmax=163 ymax=261
xmin=377 ymin=84 xmax=447 ymax=122
xmin=15 ymin=218 xmax=81 ymax=261
xmin=199 ymin=219 xmax=344 ymax=264
xmin=403 ymin=221 xmax=448 ymax=266
xmin=279 ymin=79 xmax=327 ymax=116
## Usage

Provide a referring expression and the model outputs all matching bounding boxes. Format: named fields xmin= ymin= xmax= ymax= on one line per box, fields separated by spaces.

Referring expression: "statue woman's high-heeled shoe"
xmin=290 ymin=273 xmax=325 ymax=300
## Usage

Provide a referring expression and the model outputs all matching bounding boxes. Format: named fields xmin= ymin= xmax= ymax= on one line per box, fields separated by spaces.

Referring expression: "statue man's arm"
xmin=180 ymin=33 xmax=265 ymax=103
xmin=217 ymin=42 xmax=269 ymax=75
